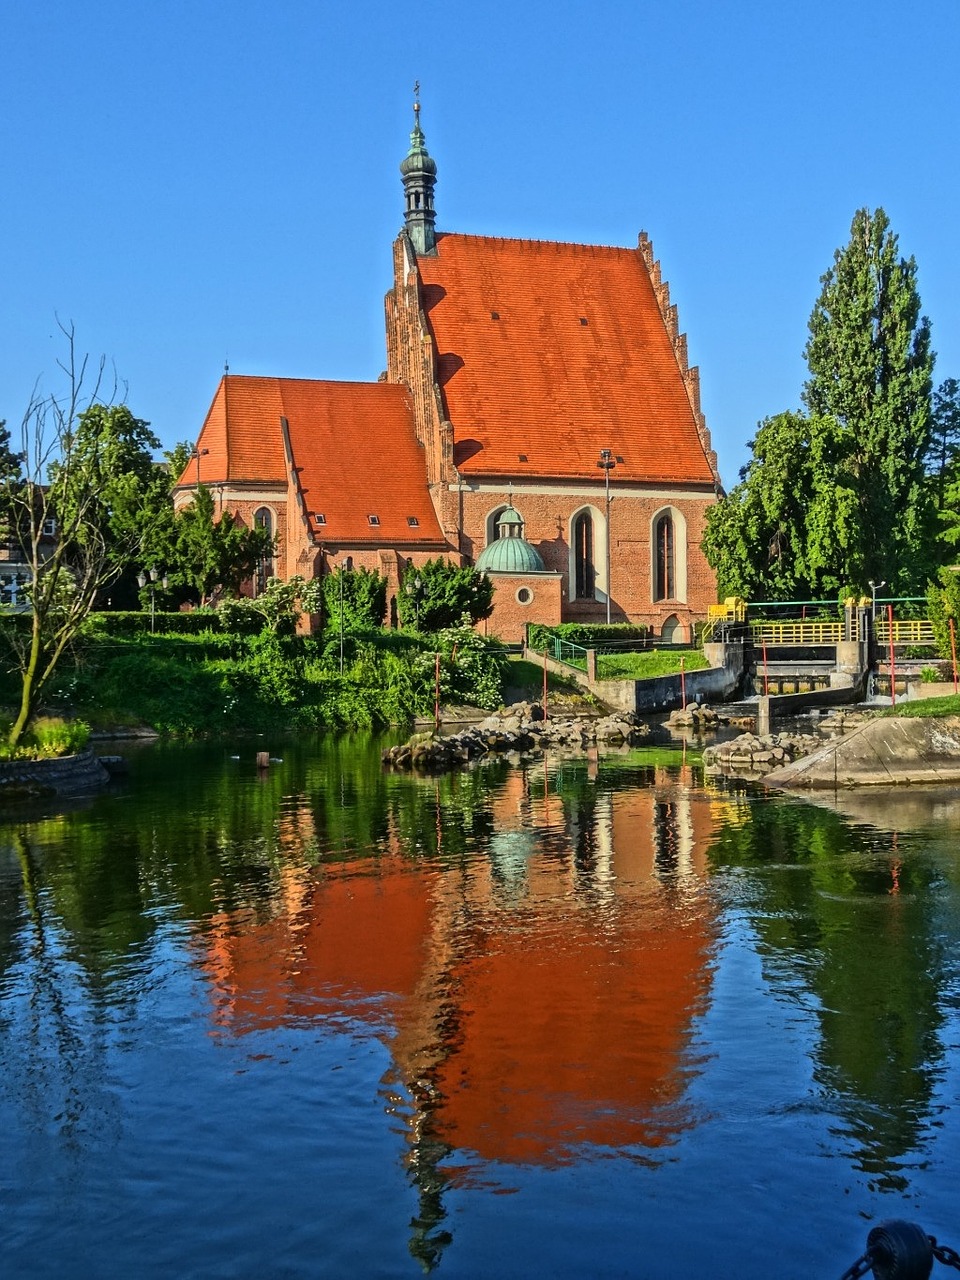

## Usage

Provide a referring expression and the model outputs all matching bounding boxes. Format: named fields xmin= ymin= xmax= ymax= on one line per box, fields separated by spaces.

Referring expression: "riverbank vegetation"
xmin=0 ymin=611 xmax=509 ymax=738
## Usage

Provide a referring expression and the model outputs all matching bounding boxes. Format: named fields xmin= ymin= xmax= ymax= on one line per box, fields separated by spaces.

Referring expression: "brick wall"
xmin=439 ymin=484 xmax=717 ymax=633
xmin=479 ymin=572 xmax=563 ymax=644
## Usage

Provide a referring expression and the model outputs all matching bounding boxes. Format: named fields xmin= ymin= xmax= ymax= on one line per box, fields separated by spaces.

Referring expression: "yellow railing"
xmin=708 ymin=596 xmax=748 ymax=623
xmin=875 ymin=618 xmax=936 ymax=645
xmin=748 ymin=621 xmax=844 ymax=645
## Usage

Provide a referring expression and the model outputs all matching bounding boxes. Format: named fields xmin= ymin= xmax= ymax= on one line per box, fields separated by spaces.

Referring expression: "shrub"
xmin=0 ymin=716 xmax=90 ymax=761
xmin=83 ymin=610 xmax=221 ymax=637
xmin=398 ymin=559 xmax=493 ymax=631
xmin=321 ymin=568 xmax=388 ymax=635
xmin=928 ymin=568 xmax=960 ymax=659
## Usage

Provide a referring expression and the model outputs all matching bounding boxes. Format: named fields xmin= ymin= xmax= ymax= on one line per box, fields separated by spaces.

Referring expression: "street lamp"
xmin=137 ymin=567 xmax=169 ymax=634
xmin=405 ymin=574 xmax=423 ymax=630
xmin=597 ymin=449 xmax=617 ymax=624
xmin=868 ymin=579 xmax=886 ymax=618
xmin=338 ymin=556 xmax=353 ymax=673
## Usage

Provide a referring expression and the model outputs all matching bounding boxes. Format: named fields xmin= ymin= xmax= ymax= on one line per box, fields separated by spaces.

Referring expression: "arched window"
xmin=655 ymin=513 xmax=675 ymax=601
xmin=254 ymin=507 xmax=274 ymax=595
xmin=574 ymin=511 xmax=596 ymax=600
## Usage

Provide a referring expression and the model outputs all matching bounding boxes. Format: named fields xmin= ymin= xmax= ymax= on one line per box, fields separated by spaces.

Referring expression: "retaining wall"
xmin=0 ymin=750 xmax=111 ymax=798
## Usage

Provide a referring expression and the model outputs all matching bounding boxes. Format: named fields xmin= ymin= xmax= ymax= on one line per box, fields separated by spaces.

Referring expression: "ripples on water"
xmin=1 ymin=736 xmax=959 ymax=1277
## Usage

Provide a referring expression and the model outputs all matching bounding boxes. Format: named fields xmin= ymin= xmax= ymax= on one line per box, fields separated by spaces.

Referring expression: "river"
xmin=1 ymin=734 xmax=959 ymax=1277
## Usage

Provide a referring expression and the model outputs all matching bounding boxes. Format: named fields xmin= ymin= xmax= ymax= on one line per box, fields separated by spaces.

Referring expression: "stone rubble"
xmin=702 ymin=731 xmax=824 ymax=777
xmin=382 ymin=702 xmax=651 ymax=773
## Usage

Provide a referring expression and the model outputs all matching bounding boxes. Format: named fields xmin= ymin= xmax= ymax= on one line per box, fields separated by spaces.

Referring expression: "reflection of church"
xmin=200 ymin=765 xmax=719 ymax=1266
xmin=177 ymin=98 xmax=721 ymax=640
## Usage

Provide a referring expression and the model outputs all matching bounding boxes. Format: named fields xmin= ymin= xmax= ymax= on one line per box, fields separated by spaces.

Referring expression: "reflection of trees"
xmin=0 ymin=833 xmax=119 ymax=1152
xmin=706 ymin=798 xmax=946 ymax=1186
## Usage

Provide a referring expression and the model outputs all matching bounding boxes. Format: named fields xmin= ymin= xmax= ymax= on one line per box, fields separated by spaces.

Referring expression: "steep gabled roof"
xmin=182 ymin=375 xmax=444 ymax=545
xmin=416 ymin=233 xmax=715 ymax=485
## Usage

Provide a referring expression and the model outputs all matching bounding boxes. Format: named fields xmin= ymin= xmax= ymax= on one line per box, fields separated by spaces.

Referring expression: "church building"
xmin=177 ymin=100 xmax=722 ymax=640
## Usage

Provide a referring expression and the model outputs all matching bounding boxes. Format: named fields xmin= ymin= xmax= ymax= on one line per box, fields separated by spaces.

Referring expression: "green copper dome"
xmin=400 ymin=122 xmax=437 ymax=177
xmin=475 ymin=508 xmax=546 ymax=574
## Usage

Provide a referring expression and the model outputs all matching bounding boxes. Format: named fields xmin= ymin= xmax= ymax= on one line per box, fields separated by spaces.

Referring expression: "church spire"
xmin=399 ymin=82 xmax=437 ymax=255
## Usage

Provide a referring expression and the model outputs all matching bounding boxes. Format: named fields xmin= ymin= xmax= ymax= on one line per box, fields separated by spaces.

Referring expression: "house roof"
xmin=416 ymin=233 xmax=715 ymax=485
xmin=182 ymin=375 xmax=445 ymax=545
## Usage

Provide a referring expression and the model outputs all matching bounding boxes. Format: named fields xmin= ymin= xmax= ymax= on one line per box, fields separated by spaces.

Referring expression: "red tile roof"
xmin=183 ymin=375 xmax=444 ymax=545
xmin=417 ymin=234 xmax=715 ymax=484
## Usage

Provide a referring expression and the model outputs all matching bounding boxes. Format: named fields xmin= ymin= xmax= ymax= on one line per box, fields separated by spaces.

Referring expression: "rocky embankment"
xmin=382 ymin=703 xmax=650 ymax=772
xmin=702 ymin=709 xmax=874 ymax=779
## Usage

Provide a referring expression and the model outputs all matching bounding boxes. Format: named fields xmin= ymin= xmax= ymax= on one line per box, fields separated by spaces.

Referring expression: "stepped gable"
xmin=182 ymin=375 xmax=444 ymax=545
xmin=415 ymin=232 xmax=718 ymax=485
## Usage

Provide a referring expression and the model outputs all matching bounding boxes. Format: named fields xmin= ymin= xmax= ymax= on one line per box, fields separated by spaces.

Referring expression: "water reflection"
xmin=198 ymin=759 xmax=720 ymax=1265
xmin=1 ymin=739 xmax=959 ymax=1276
xmin=706 ymin=788 xmax=955 ymax=1189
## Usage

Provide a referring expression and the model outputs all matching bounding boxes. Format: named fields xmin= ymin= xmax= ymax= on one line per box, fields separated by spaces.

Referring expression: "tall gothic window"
xmin=254 ymin=507 xmax=274 ymax=594
xmin=574 ymin=511 xmax=596 ymax=600
xmin=655 ymin=513 xmax=675 ymax=600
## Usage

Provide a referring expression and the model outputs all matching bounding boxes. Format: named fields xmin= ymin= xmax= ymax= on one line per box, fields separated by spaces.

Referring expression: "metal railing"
xmin=875 ymin=617 xmax=936 ymax=646
xmin=748 ymin=620 xmax=844 ymax=645
xmin=550 ymin=637 xmax=588 ymax=670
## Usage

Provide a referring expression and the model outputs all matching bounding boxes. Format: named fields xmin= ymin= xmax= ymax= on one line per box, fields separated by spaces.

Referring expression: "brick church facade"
xmin=177 ymin=102 xmax=722 ymax=641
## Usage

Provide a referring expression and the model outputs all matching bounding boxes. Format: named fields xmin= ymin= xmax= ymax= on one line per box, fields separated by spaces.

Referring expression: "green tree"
xmin=926 ymin=379 xmax=960 ymax=512
xmin=803 ymin=207 xmax=934 ymax=591
xmin=398 ymin=559 xmax=493 ymax=631
xmin=172 ymin=485 xmax=274 ymax=606
xmin=321 ymin=566 xmax=387 ymax=635
xmin=1 ymin=326 xmax=147 ymax=746
xmin=218 ymin=575 xmax=323 ymax=636
xmin=49 ymin=404 xmax=171 ymax=607
xmin=704 ymin=208 xmax=934 ymax=599
xmin=0 ymin=419 xmax=24 ymax=554
xmin=702 ymin=412 xmax=860 ymax=599
xmin=927 ymin=566 xmax=960 ymax=657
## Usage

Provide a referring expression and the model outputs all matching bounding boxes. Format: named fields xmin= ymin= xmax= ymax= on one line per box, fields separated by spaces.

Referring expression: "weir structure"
xmin=529 ymin=598 xmax=941 ymax=720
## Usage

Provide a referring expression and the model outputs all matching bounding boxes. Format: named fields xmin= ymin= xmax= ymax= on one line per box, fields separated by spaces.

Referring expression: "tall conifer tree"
xmin=802 ymin=207 xmax=933 ymax=591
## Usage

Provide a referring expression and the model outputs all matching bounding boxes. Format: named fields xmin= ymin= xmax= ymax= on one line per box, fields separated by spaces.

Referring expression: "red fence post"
xmin=680 ymin=655 xmax=686 ymax=710
xmin=887 ymin=604 xmax=896 ymax=707
xmin=434 ymin=652 xmax=441 ymax=732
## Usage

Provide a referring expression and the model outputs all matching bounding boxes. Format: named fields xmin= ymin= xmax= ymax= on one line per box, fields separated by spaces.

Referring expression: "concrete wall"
xmin=526 ymin=645 xmax=744 ymax=715
xmin=600 ymin=663 xmax=744 ymax=715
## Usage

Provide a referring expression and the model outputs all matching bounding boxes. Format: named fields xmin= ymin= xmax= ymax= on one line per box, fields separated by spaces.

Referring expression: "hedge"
xmin=527 ymin=622 xmax=652 ymax=650
xmin=82 ymin=610 xmax=222 ymax=637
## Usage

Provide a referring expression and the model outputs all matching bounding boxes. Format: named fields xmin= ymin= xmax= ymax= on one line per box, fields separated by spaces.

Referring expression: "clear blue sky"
xmin=3 ymin=0 xmax=958 ymax=486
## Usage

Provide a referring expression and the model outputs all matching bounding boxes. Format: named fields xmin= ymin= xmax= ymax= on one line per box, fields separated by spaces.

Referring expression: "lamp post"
xmin=597 ymin=449 xmax=616 ymax=624
xmin=338 ymin=556 xmax=353 ymax=673
xmin=405 ymin=574 xmax=423 ymax=630
xmin=868 ymin=579 xmax=886 ymax=618
xmin=136 ymin=568 xmax=168 ymax=634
